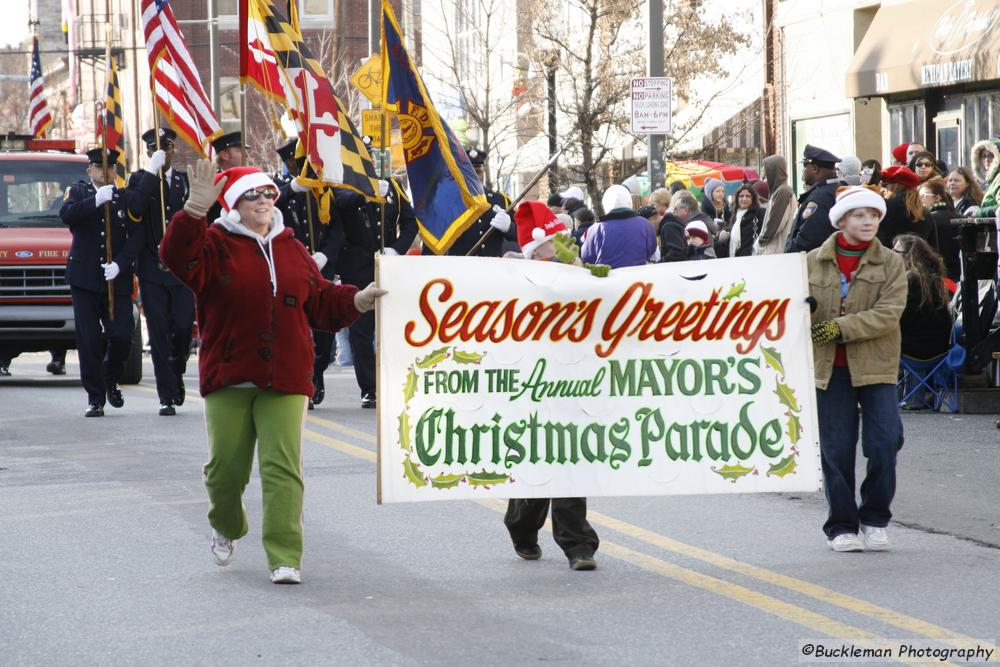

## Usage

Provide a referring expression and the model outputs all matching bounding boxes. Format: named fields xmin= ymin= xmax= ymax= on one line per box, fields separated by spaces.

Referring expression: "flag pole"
xmin=151 ymin=75 xmax=168 ymax=237
xmin=379 ymin=109 xmax=386 ymax=254
xmin=464 ymin=142 xmax=569 ymax=257
xmin=102 ymin=24 xmax=115 ymax=320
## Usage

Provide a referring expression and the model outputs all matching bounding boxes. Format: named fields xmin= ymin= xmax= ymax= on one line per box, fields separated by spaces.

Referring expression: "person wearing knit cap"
xmin=806 ymin=184 xmax=907 ymax=553
xmin=837 ymin=156 xmax=863 ymax=186
xmin=784 ymin=144 xmax=846 ymax=253
xmin=699 ymin=177 xmax=730 ymax=236
xmin=877 ymin=166 xmax=930 ymax=246
xmin=580 ymin=184 xmax=657 ymax=268
xmin=504 ymin=199 xmax=603 ymax=571
xmin=159 ymin=159 xmax=386 ymax=585
xmin=891 ymin=143 xmax=909 ymax=166
xmin=684 ymin=218 xmax=716 ymax=260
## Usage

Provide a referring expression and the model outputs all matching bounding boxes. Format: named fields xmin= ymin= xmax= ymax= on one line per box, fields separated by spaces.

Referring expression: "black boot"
xmin=107 ymin=384 xmax=125 ymax=408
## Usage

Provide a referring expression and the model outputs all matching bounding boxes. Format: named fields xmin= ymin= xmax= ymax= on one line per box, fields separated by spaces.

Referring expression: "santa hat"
xmin=684 ymin=219 xmax=711 ymax=244
xmin=828 ymin=185 xmax=886 ymax=227
xmin=515 ymin=200 xmax=568 ymax=258
xmin=215 ymin=166 xmax=277 ymax=223
xmin=891 ymin=143 xmax=909 ymax=165
xmin=880 ymin=165 xmax=919 ymax=190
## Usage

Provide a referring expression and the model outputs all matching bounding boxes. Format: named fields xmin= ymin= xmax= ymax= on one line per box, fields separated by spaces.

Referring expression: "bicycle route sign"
xmin=630 ymin=77 xmax=672 ymax=135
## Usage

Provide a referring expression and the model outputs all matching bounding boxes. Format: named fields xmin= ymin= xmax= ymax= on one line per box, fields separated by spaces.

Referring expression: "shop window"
xmin=978 ymin=96 xmax=990 ymax=141
xmin=790 ymin=114 xmax=851 ymax=195
xmin=888 ymin=101 xmax=925 ymax=152
xmin=992 ymin=95 xmax=1000 ymax=138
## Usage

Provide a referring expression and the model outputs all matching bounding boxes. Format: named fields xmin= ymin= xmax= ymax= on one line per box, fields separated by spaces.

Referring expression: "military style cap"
xmin=86 ymin=147 xmax=120 ymax=165
xmin=276 ymin=137 xmax=298 ymax=161
xmin=800 ymin=144 xmax=840 ymax=169
xmin=211 ymin=131 xmax=247 ymax=153
xmin=141 ymin=127 xmax=177 ymax=149
xmin=466 ymin=147 xmax=487 ymax=166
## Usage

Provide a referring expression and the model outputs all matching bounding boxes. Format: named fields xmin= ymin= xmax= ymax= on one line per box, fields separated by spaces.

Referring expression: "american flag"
xmin=140 ymin=0 xmax=221 ymax=156
xmin=28 ymin=36 xmax=53 ymax=139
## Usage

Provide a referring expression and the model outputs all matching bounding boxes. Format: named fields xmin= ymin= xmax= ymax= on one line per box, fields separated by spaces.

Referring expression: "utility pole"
xmin=762 ymin=0 xmax=776 ymax=156
xmin=546 ymin=52 xmax=558 ymax=193
xmin=646 ymin=0 xmax=665 ymax=195
xmin=208 ymin=0 xmax=220 ymax=115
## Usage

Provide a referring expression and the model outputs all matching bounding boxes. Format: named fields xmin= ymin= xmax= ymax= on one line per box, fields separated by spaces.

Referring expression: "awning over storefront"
xmin=846 ymin=0 xmax=1000 ymax=98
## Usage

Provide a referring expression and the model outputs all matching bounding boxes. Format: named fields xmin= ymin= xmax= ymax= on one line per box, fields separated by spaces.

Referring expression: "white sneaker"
xmin=827 ymin=533 xmax=865 ymax=552
xmin=210 ymin=529 xmax=236 ymax=566
xmin=270 ymin=566 xmax=301 ymax=584
xmin=861 ymin=525 xmax=890 ymax=551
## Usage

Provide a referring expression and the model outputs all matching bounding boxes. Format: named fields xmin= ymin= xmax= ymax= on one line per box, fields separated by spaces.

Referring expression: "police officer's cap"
xmin=466 ymin=146 xmax=487 ymax=166
xmin=801 ymin=144 xmax=840 ymax=169
xmin=141 ymin=127 xmax=177 ymax=149
xmin=86 ymin=147 xmax=120 ymax=165
xmin=276 ymin=137 xmax=298 ymax=161
xmin=211 ymin=131 xmax=247 ymax=153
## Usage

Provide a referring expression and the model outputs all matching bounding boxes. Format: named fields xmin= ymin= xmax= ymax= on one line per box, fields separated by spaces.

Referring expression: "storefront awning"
xmin=846 ymin=0 xmax=1000 ymax=98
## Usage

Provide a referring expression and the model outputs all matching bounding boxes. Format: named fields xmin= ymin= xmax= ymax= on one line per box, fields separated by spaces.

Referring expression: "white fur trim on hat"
xmin=602 ymin=184 xmax=633 ymax=213
xmin=223 ymin=172 xmax=277 ymax=211
xmin=828 ymin=186 xmax=886 ymax=227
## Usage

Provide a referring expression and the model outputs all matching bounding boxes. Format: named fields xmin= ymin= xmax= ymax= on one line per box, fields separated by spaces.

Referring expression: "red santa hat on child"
xmin=215 ymin=166 xmax=277 ymax=223
xmin=515 ymin=200 xmax=569 ymax=259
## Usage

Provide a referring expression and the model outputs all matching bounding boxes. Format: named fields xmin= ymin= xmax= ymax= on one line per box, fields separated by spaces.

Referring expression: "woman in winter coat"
xmin=947 ymin=167 xmax=982 ymax=217
xmin=971 ymin=138 xmax=1000 ymax=218
xmin=160 ymin=160 xmax=385 ymax=585
xmin=894 ymin=234 xmax=954 ymax=362
xmin=728 ymin=182 xmax=764 ymax=257
xmin=877 ymin=166 xmax=930 ymax=247
xmin=754 ymin=155 xmax=796 ymax=254
xmin=918 ymin=177 xmax=960 ymax=281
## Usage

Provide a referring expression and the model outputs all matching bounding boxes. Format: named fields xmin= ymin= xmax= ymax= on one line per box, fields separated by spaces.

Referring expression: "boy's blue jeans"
xmin=817 ymin=367 xmax=903 ymax=539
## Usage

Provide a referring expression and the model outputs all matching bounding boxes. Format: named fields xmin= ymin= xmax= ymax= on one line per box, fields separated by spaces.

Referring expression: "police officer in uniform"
xmin=784 ymin=145 xmax=847 ymax=253
xmin=206 ymin=131 xmax=247 ymax=222
xmin=422 ymin=147 xmax=516 ymax=257
xmin=273 ymin=138 xmax=346 ymax=408
xmin=129 ymin=128 xmax=194 ymax=416
xmin=60 ymin=147 xmax=160 ymax=416
xmin=338 ymin=178 xmax=417 ymax=408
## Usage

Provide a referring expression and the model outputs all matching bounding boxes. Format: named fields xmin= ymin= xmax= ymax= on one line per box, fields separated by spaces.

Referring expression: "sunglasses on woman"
xmin=240 ymin=187 xmax=279 ymax=202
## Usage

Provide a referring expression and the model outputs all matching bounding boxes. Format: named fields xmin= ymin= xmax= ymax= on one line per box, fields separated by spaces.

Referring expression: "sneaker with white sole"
xmin=270 ymin=566 xmax=301 ymax=584
xmin=827 ymin=532 xmax=865 ymax=552
xmin=860 ymin=525 xmax=890 ymax=551
xmin=210 ymin=530 xmax=236 ymax=566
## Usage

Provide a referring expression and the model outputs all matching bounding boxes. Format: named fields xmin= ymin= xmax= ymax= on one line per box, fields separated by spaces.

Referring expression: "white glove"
xmin=353 ymin=281 xmax=388 ymax=313
xmin=312 ymin=251 xmax=328 ymax=271
xmin=146 ymin=150 xmax=166 ymax=174
xmin=290 ymin=178 xmax=309 ymax=194
xmin=490 ymin=205 xmax=511 ymax=233
xmin=382 ymin=247 xmax=399 ymax=256
xmin=102 ymin=261 xmax=120 ymax=281
xmin=378 ymin=180 xmax=390 ymax=197
xmin=95 ymin=185 xmax=114 ymax=206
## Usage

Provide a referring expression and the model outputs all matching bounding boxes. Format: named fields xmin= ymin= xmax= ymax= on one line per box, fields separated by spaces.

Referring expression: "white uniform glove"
xmin=378 ymin=180 xmax=390 ymax=197
xmin=353 ymin=281 xmax=388 ymax=313
xmin=490 ymin=205 xmax=511 ymax=233
xmin=102 ymin=261 xmax=120 ymax=281
xmin=312 ymin=251 xmax=328 ymax=271
xmin=95 ymin=185 xmax=115 ymax=206
xmin=382 ymin=247 xmax=399 ymax=256
xmin=290 ymin=178 xmax=309 ymax=193
xmin=146 ymin=150 xmax=166 ymax=174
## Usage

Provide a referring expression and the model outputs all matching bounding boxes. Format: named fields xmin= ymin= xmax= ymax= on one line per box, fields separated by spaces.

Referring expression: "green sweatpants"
xmin=203 ymin=387 xmax=307 ymax=569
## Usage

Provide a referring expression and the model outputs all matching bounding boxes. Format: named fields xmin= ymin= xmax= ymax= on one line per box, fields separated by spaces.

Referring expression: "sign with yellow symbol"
xmin=350 ymin=54 xmax=383 ymax=106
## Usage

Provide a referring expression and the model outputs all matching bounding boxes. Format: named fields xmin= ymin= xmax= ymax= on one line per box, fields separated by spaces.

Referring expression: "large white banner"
xmin=376 ymin=254 xmax=821 ymax=503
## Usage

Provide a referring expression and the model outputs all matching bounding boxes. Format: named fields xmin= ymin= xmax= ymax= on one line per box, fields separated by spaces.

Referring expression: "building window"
xmin=790 ymin=113 xmax=851 ymax=195
xmin=888 ymin=101 xmax=925 ymax=149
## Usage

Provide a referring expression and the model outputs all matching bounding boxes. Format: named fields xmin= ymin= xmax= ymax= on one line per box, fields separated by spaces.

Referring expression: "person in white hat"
xmin=806 ymin=185 xmax=907 ymax=554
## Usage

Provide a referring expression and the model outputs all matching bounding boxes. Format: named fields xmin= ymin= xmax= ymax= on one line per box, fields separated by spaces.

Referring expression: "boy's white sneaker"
xmin=211 ymin=530 xmax=236 ymax=566
xmin=270 ymin=567 xmax=301 ymax=584
xmin=827 ymin=533 xmax=865 ymax=552
xmin=861 ymin=525 xmax=890 ymax=551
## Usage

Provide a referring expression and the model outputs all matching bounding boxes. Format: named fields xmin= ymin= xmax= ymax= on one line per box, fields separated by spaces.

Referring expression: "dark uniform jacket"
xmin=336 ymin=179 xmax=418 ymax=284
xmin=59 ymin=174 xmax=159 ymax=295
xmin=784 ymin=177 xmax=845 ymax=253
xmin=275 ymin=176 xmax=345 ymax=281
xmin=127 ymin=168 xmax=190 ymax=286
xmin=424 ymin=188 xmax=516 ymax=257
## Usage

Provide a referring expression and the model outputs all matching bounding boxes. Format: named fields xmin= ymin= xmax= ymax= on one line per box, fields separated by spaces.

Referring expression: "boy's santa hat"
xmin=515 ymin=200 xmax=569 ymax=258
xmin=215 ymin=166 xmax=277 ymax=223
xmin=829 ymin=185 xmax=887 ymax=226
xmin=684 ymin=219 xmax=711 ymax=244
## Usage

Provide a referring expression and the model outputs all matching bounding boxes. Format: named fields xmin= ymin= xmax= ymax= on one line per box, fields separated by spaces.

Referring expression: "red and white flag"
xmin=140 ymin=0 xmax=221 ymax=156
xmin=28 ymin=36 xmax=53 ymax=139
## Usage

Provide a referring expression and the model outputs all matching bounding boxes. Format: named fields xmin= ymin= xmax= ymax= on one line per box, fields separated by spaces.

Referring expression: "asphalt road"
xmin=1 ymin=352 xmax=998 ymax=666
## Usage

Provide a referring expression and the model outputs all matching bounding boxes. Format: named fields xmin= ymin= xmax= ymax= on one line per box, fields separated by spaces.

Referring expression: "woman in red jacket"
xmin=160 ymin=160 xmax=385 ymax=584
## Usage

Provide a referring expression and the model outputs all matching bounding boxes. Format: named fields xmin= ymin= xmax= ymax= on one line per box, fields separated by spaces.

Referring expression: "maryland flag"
xmin=96 ymin=56 xmax=127 ymax=187
xmin=241 ymin=0 xmax=379 ymax=201
xmin=380 ymin=0 xmax=489 ymax=255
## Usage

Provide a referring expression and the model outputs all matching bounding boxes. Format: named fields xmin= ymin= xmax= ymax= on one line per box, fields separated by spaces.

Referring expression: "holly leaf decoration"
xmin=416 ymin=346 xmax=450 ymax=369
xmin=786 ymin=412 xmax=802 ymax=444
xmin=453 ymin=349 xmax=486 ymax=365
xmin=760 ymin=346 xmax=785 ymax=377
xmin=403 ymin=368 xmax=418 ymax=402
xmin=397 ymin=411 xmax=411 ymax=452
xmin=712 ymin=463 xmax=754 ymax=480
xmin=722 ymin=279 xmax=747 ymax=300
xmin=767 ymin=455 xmax=798 ymax=478
xmin=774 ymin=380 xmax=801 ymax=413
xmin=429 ymin=473 xmax=464 ymax=489
xmin=466 ymin=470 xmax=510 ymax=486
xmin=403 ymin=457 xmax=426 ymax=488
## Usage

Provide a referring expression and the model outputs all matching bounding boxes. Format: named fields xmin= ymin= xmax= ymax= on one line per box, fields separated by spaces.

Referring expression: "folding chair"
xmin=898 ymin=327 xmax=964 ymax=412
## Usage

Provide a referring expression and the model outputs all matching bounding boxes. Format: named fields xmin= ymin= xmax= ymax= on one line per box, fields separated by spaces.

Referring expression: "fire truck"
xmin=0 ymin=133 xmax=142 ymax=383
